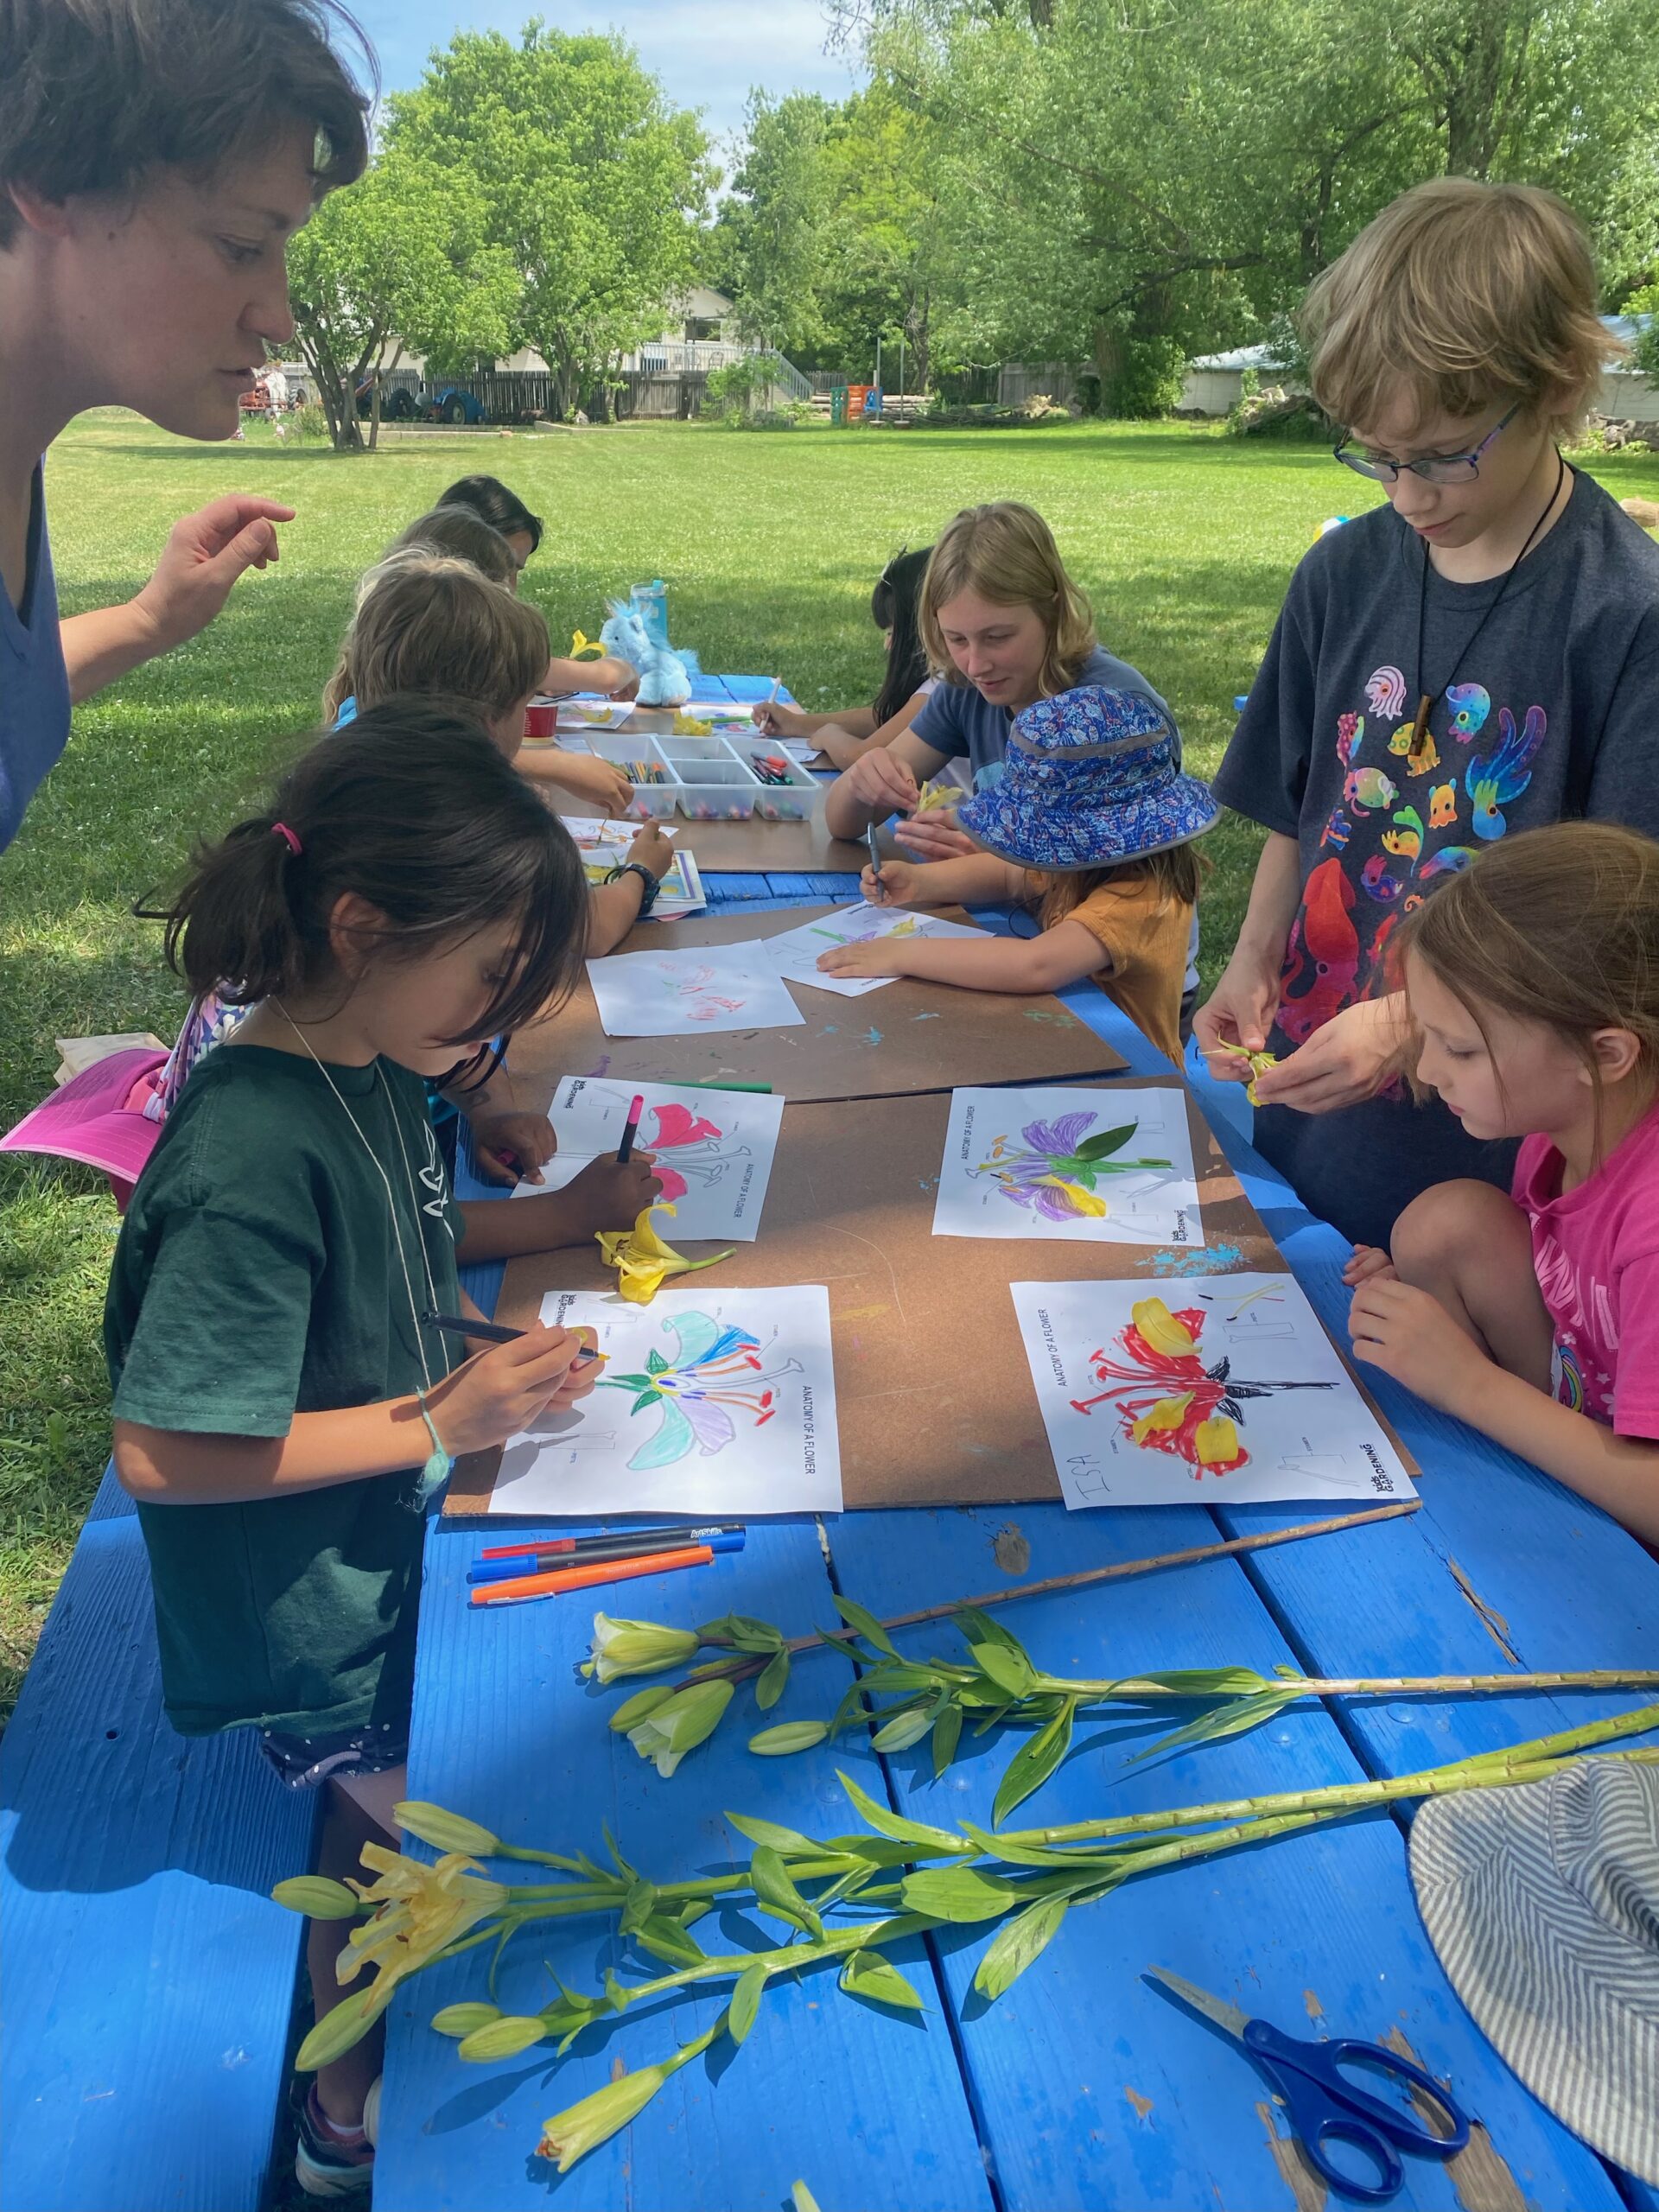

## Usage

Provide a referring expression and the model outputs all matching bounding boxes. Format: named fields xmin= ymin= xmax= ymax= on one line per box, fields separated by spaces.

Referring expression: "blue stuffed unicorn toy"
xmin=601 ymin=581 xmax=696 ymax=707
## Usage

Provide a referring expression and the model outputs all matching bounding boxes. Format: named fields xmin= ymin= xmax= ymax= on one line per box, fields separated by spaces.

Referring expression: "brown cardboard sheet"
xmin=446 ymin=1082 xmax=1314 ymax=1515
xmin=509 ymin=906 xmax=1127 ymax=1105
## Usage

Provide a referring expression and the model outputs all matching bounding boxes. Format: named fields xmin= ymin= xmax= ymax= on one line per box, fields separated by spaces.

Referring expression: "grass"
xmin=3 ymin=410 xmax=1656 ymax=1721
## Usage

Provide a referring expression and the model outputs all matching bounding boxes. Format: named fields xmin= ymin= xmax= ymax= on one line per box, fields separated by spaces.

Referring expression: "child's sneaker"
xmin=294 ymin=2078 xmax=378 ymax=2197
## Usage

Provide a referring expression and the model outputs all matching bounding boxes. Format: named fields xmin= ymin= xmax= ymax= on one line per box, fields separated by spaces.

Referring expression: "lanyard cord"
xmin=1410 ymin=448 xmax=1567 ymax=749
xmin=272 ymin=1005 xmax=453 ymax=1413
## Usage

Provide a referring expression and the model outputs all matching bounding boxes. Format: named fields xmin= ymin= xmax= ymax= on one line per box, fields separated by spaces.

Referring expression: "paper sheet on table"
xmin=512 ymin=1077 xmax=783 ymax=1241
xmin=557 ymin=820 xmax=704 ymax=917
xmin=760 ymin=901 xmax=985 ymax=999
xmin=1011 ymin=1273 xmax=1417 ymax=1510
xmin=933 ymin=1085 xmax=1202 ymax=1246
xmin=587 ymin=944 xmax=806 ymax=1035
xmin=491 ymin=1284 xmax=842 ymax=1516
xmin=552 ymin=697 xmax=636 ymax=731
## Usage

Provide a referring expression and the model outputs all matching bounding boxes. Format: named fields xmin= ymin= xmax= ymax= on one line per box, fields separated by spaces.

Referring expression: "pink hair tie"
xmin=271 ymin=821 xmax=302 ymax=857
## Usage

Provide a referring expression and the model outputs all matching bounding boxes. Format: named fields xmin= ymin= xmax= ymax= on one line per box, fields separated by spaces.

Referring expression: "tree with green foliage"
xmin=707 ymin=85 xmax=953 ymax=390
xmin=393 ymin=25 xmax=714 ymax=420
xmin=832 ymin=0 xmax=1659 ymax=413
xmin=285 ymin=144 xmax=520 ymax=451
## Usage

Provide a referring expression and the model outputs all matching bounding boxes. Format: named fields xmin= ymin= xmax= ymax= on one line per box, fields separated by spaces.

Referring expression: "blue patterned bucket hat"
xmin=957 ymin=684 xmax=1220 ymax=874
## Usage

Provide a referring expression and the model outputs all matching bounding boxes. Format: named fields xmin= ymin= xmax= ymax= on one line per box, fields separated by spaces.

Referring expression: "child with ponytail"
xmin=1345 ymin=822 xmax=1659 ymax=1545
xmin=108 ymin=709 xmax=656 ymax=2186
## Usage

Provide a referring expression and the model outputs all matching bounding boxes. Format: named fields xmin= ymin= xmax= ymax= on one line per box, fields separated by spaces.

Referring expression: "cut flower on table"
xmin=595 ymin=1201 xmax=734 ymax=1305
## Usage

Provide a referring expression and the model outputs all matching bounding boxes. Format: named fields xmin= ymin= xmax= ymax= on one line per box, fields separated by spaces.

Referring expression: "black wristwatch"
xmin=604 ymin=861 xmax=661 ymax=916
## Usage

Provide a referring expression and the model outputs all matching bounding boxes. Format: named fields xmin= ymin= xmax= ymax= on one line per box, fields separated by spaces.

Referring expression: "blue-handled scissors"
xmin=1146 ymin=1967 xmax=1471 ymax=2202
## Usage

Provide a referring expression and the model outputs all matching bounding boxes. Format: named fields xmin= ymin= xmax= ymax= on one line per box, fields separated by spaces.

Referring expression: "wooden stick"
xmin=696 ymin=1501 xmax=1421 ymax=1676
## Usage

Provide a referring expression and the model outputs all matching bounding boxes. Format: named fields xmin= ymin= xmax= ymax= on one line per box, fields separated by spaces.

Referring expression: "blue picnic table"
xmin=373 ymin=866 xmax=1659 ymax=2212
xmin=3 ymin=739 xmax=1656 ymax=2212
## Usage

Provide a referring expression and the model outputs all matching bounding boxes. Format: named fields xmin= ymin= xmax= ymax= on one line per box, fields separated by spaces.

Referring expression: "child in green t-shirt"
xmin=105 ymin=704 xmax=655 ymax=2158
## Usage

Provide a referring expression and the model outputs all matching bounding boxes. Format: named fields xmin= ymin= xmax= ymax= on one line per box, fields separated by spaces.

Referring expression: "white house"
xmin=1179 ymin=316 xmax=1657 ymax=423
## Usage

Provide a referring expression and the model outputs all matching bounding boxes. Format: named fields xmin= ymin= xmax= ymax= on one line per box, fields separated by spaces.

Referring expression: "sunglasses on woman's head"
xmin=1333 ymin=402 xmax=1520 ymax=485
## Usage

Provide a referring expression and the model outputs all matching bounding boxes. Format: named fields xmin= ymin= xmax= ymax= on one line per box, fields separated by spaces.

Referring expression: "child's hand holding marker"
xmin=561 ymin=1152 xmax=663 ymax=1235
xmin=625 ymin=821 xmax=676 ymax=880
xmin=469 ymin=1108 xmax=559 ymax=1186
xmin=425 ymin=1322 xmax=602 ymax=1456
xmin=857 ymin=857 xmax=918 ymax=906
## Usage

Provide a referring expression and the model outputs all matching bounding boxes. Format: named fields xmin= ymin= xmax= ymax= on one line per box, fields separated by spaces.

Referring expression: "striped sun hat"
xmin=957 ymin=684 xmax=1219 ymax=874
xmin=1408 ymin=1757 xmax=1658 ymax=2183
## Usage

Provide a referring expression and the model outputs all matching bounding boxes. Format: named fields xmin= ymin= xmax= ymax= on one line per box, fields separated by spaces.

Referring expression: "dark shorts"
xmin=259 ymin=1716 xmax=410 ymax=1789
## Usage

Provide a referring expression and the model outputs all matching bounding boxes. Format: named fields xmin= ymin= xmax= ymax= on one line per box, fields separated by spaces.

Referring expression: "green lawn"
xmin=3 ymin=410 xmax=1656 ymax=1719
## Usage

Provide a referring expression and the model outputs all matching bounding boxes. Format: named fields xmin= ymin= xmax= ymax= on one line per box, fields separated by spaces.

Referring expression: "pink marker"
xmin=617 ymin=1093 xmax=645 ymax=1164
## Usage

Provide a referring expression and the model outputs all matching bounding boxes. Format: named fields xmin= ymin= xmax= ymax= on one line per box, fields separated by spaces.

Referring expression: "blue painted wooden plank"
xmin=828 ymin=1503 xmax=1626 ymax=2212
xmin=1209 ymin=1220 xmax=1659 ymax=1776
xmin=375 ymin=1520 xmax=994 ymax=2212
xmin=2 ymin=1493 xmax=320 ymax=2212
xmin=702 ymin=872 xmax=776 ymax=906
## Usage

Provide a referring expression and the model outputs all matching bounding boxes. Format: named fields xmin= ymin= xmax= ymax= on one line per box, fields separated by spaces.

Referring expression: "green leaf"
xmin=831 ymin=1594 xmax=899 ymax=1657
xmin=858 ymin=1662 xmax=950 ymax=1695
xmin=1110 ymin=1668 xmax=1271 ymax=1699
xmin=726 ymin=1810 xmax=827 ymax=1855
xmin=837 ymin=1769 xmax=964 ymax=1854
xmin=725 ymin=1612 xmax=788 ymax=1655
xmin=971 ymin=1643 xmax=1036 ymax=1701
xmin=632 ymin=1914 xmax=708 ymax=1968
xmin=952 ymin=1605 xmax=1028 ymax=1656
xmin=839 ymin=1948 xmax=927 ymax=2012
xmin=602 ymin=1823 xmax=637 ymax=1882
xmin=749 ymin=1721 xmax=830 ymax=1756
xmin=993 ymin=1696 xmax=1077 ymax=1827
xmin=646 ymin=1348 xmax=670 ymax=1374
xmin=1123 ymin=1686 xmax=1304 ymax=1765
xmin=755 ymin=1647 xmax=791 ymax=1710
xmin=620 ymin=1878 xmax=658 ymax=1934
xmin=931 ymin=1701 xmax=963 ymax=1780
xmin=960 ymin=1821 xmax=1147 ymax=1870
xmin=872 ymin=1702 xmax=935 ymax=1751
xmin=973 ymin=1895 xmax=1070 ymax=2000
xmin=750 ymin=1845 xmax=823 ymax=1939
xmin=899 ymin=1865 xmax=1021 ymax=1922
xmin=1072 ymin=1122 xmax=1139 ymax=1160
xmin=728 ymin=1961 xmax=770 ymax=2045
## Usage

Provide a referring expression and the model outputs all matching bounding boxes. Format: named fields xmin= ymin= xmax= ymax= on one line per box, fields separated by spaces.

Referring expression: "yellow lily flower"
xmin=336 ymin=1845 xmax=508 ymax=1989
xmin=1036 ymin=1173 xmax=1108 ymax=1217
xmin=1131 ymin=1391 xmax=1193 ymax=1445
xmin=569 ymin=627 xmax=607 ymax=660
xmin=1130 ymin=1298 xmax=1198 ymax=1358
xmin=672 ymin=710 xmax=715 ymax=735
xmin=1195 ymin=1414 xmax=1244 ymax=1467
xmin=595 ymin=1204 xmax=733 ymax=1306
xmin=1219 ymin=1043 xmax=1279 ymax=1104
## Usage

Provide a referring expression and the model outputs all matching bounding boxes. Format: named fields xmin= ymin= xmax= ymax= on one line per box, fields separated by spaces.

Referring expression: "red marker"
xmin=617 ymin=1093 xmax=645 ymax=1164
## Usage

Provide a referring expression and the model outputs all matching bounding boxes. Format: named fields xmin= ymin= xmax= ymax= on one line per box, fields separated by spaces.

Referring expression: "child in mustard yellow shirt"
xmin=817 ymin=684 xmax=1217 ymax=1064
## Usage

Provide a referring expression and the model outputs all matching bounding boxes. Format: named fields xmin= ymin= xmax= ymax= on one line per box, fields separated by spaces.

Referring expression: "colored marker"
xmin=470 ymin=1545 xmax=715 ymax=1607
xmin=474 ymin=1521 xmax=744 ymax=1566
xmin=468 ymin=1529 xmax=746 ymax=1584
xmin=422 ymin=1310 xmax=603 ymax=1369
xmin=683 ymin=1077 xmax=772 ymax=1094
xmin=866 ymin=823 xmax=884 ymax=900
xmin=617 ymin=1093 xmax=645 ymax=1164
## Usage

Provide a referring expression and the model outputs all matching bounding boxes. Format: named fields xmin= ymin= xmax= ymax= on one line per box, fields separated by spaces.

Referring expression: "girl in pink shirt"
xmin=1344 ymin=822 xmax=1659 ymax=1546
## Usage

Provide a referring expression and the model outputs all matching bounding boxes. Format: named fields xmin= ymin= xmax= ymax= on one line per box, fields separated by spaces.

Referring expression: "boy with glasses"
xmin=1197 ymin=178 xmax=1659 ymax=1249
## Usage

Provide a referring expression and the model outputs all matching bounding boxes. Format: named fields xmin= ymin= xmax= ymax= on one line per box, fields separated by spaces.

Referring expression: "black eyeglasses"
xmin=1333 ymin=403 xmax=1520 ymax=486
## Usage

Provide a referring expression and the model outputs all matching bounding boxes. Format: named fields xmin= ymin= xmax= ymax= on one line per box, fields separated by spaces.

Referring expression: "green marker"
xmin=683 ymin=1077 xmax=773 ymax=1094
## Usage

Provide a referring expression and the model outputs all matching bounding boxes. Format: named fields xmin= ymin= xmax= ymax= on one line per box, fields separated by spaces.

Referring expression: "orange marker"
xmin=468 ymin=1543 xmax=713 ymax=1607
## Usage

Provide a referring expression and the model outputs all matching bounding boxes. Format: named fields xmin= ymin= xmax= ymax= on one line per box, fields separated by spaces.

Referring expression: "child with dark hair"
xmin=0 ymin=0 xmax=372 ymax=849
xmin=755 ymin=545 xmax=938 ymax=769
xmin=435 ymin=473 xmax=638 ymax=698
xmin=107 ymin=707 xmax=651 ymax=2190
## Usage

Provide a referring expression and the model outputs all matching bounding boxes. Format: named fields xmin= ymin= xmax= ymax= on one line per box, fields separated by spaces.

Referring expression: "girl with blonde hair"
xmin=823 ymin=501 xmax=1179 ymax=861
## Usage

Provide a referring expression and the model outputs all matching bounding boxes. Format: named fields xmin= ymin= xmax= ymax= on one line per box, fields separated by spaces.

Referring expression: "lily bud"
xmin=625 ymin=1678 xmax=734 ymax=1777
xmin=394 ymin=1802 xmax=500 ymax=1856
xmin=538 ymin=2061 xmax=673 ymax=2172
xmin=589 ymin=1612 xmax=702 ymax=1684
xmin=271 ymin=1876 xmax=360 ymax=1920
